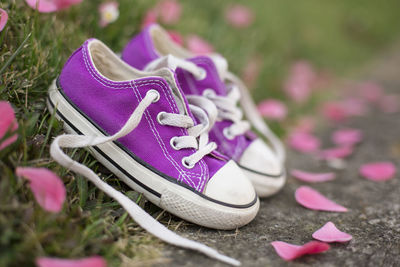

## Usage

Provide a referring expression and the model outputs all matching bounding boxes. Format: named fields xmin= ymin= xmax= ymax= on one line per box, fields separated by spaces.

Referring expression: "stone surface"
xmin=159 ymin=48 xmax=400 ymax=266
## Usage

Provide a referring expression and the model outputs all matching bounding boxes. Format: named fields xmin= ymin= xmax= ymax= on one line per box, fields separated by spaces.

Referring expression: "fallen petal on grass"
xmin=0 ymin=101 xmax=18 ymax=150
xmin=332 ymin=128 xmax=363 ymax=146
xmin=25 ymin=0 xmax=83 ymax=13
xmin=186 ymin=35 xmax=214 ymax=54
xmin=360 ymin=162 xmax=396 ymax=181
xmin=295 ymin=186 xmax=348 ymax=212
xmin=225 ymin=4 xmax=254 ymax=28
xmin=157 ymin=0 xmax=182 ymax=25
xmin=0 ymin=8 xmax=8 ymax=32
xmin=312 ymin=222 xmax=352 ymax=243
xmin=36 ymin=256 xmax=106 ymax=267
xmin=291 ymin=169 xmax=335 ymax=183
xmin=271 ymin=241 xmax=330 ymax=261
xmin=257 ymin=99 xmax=288 ymax=121
xmin=16 ymin=167 xmax=66 ymax=213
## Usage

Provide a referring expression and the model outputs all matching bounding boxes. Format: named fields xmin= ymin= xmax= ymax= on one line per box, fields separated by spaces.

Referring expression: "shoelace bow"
xmin=145 ymin=55 xmax=285 ymax=163
xmin=50 ymin=90 xmax=240 ymax=266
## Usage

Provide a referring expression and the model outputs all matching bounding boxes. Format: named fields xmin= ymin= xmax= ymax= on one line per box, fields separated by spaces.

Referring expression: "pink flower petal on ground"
xmin=312 ymin=222 xmax=352 ymax=243
xmin=224 ymin=4 xmax=254 ymax=28
xmin=284 ymin=61 xmax=317 ymax=103
xmin=319 ymin=146 xmax=354 ymax=160
xmin=288 ymin=132 xmax=320 ymax=153
xmin=295 ymin=186 xmax=348 ymax=212
xmin=25 ymin=0 xmax=83 ymax=13
xmin=357 ymin=81 xmax=383 ymax=103
xmin=291 ymin=169 xmax=335 ymax=183
xmin=37 ymin=256 xmax=106 ymax=267
xmin=321 ymin=101 xmax=348 ymax=123
xmin=0 ymin=8 xmax=8 ymax=32
xmin=16 ymin=167 xmax=66 ymax=213
xmin=0 ymin=101 xmax=18 ymax=150
xmin=271 ymin=241 xmax=330 ymax=261
xmin=157 ymin=0 xmax=182 ymax=25
xmin=360 ymin=162 xmax=396 ymax=181
xmin=141 ymin=8 xmax=158 ymax=29
xmin=378 ymin=94 xmax=399 ymax=113
xmin=168 ymin=30 xmax=184 ymax=46
xmin=257 ymin=99 xmax=288 ymax=121
xmin=332 ymin=128 xmax=363 ymax=146
xmin=186 ymin=35 xmax=214 ymax=55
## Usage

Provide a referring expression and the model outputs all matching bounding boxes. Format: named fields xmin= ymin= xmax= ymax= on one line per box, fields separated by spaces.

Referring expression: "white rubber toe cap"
xmin=239 ymin=139 xmax=286 ymax=197
xmin=204 ymin=160 xmax=257 ymax=206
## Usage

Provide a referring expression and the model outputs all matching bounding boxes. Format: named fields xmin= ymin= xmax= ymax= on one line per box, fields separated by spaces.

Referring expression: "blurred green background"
xmin=1 ymin=0 xmax=400 ymax=266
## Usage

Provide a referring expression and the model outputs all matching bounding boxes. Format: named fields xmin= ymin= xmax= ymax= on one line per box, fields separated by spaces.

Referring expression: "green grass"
xmin=1 ymin=0 xmax=400 ymax=266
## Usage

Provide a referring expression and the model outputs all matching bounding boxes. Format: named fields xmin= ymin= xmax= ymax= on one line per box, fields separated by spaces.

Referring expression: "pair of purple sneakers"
xmin=49 ymin=25 xmax=285 ymax=234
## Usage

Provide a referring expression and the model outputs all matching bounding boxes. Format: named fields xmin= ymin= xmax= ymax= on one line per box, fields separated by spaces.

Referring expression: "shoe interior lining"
xmin=150 ymin=25 xmax=192 ymax=59
xmin=88 ymin=39 xmax=188 ymax=114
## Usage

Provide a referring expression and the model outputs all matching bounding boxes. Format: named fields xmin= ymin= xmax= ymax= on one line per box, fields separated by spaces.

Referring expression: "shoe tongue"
xmin=147 ymin=65 xmax=194 ymax=117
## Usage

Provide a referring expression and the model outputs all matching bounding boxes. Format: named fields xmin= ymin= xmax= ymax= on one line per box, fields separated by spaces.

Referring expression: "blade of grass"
xmin=0 ymin=33 xmax=31 ymax=78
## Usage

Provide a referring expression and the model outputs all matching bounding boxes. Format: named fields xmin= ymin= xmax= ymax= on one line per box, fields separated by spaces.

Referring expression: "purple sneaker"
xmin=47 ymin=39 xmax=259 ymax=230
xmin=122 ymin=24 xmax=286 ymax=197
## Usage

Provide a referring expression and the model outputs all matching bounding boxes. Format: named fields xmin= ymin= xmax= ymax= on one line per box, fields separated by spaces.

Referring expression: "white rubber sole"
xmin=48 ymin=80 xmax=259 ymax=230
xmin=239 ymin=167 xmax=286 ymax=198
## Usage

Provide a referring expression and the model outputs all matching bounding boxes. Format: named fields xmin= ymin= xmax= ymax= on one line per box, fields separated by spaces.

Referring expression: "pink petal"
xmin=295 ymin=186 xmax=348 ymax=212
xmin=168 ymin=30 xmax=184 ymax=46
xmin=16 ymin=167 xmax=66 ymax=213
xmin=378 ymin=94 xmax=399 ymax=113
xmin=291 ymin=169 xmax=335 ymax=183
xmin=332 ymin=128 xmax=363 ymax=146
xmin=25 ymin=0 xmax=82 ymax=13
xmin=319 ymin=146 xmax=354 ymax=160
xmin=186 ymin=35 xmax=214 ymax=55
xmin=257 ymin=99 xmax=288 ymax=121
xmin=271 ymin=241 xmax=330 ymax=261
xmin=0 ymin=101 xmax=18 ymax=150
xmin=157 ymin=0 xmax=182 ymax=25
xmin=357 ymin=81 xmax=383 ymax=103
xmin=224 ymin=4 xmax=254 ymax=28
xmin=284 ymin=61 xmax=317 ymax=103
xmin=36 ymin=256 xmax=106 ymax=267
xmin=312 ymin=222 xmax=352 ymax=243
xmin=0 ymin=8 xmax=8 ymax=32
xmin=288 ymin=132 xmax=320 ymax=153
xmin=360 ymin=162 xmax=396 ymax=181
xmin=141 ymin=9 xmax=158 ymax=29
xmin=321 ymin=101 xmax=348 ymax=123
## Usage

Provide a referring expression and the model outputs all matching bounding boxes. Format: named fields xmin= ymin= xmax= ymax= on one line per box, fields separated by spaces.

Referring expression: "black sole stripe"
xmin=237 ymin=163 xmax=285 ymax=178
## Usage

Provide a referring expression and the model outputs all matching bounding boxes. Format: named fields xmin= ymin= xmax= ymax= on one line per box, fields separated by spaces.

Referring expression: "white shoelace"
xmin=145 ymin=55 xmax=285 ymax=163
xmin=50 ymin=90 xmax=240 ymax=266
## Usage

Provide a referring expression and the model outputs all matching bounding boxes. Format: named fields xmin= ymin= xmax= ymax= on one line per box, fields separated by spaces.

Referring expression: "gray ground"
xmin=159 ymin=47 xmax=400 ymax=266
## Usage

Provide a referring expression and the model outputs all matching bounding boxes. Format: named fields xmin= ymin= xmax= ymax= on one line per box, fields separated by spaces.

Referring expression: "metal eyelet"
xmin=170 ymin=137 xmax=179 ymax=150
xmin=147 ymin=89 xmax=160 ymax=103
xmin=157 ymin=112 xmax=166 ymax=125
xmin=202 ymin=89 xmax=216 ymax=98
xmin=182 ymin=157 xmax=194 ymax=169
xmin=223 ymin=127 xmax=234 ymax=140
xmin=195 ymin=67 xmax=207 ymax=80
